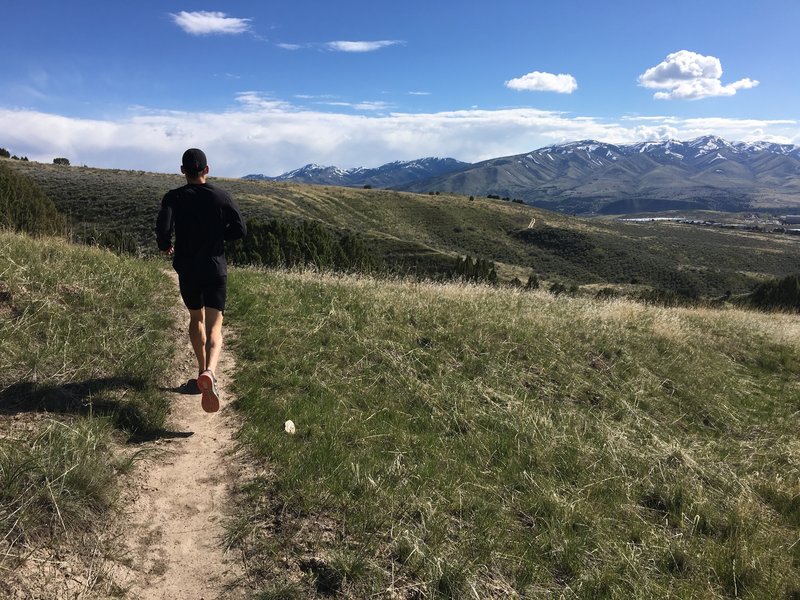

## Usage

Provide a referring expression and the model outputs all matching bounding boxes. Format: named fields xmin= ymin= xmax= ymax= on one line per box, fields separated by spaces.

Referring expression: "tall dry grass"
xmin=227 ymin=268 xmax=800 ymax=599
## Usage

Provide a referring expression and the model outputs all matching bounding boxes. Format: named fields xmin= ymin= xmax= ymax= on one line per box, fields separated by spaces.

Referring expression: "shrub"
xmin=452 ymin=255 xmax=498 ymax=284
xmin=81 ymin=227 xmax=139 ymax=255
xmin=595 ymin=287 xmax=619 ymax=300
xmin=0 ymin=161 xmax=66 ymax=236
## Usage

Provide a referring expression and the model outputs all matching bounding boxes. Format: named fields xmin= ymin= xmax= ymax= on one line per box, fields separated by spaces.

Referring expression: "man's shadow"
xmin=0 ymin=377 xmax=194 ymax=443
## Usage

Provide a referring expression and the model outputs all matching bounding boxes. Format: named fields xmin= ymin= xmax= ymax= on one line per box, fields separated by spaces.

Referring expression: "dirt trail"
xmin=118 ymin=272 xmax=248 ymax=599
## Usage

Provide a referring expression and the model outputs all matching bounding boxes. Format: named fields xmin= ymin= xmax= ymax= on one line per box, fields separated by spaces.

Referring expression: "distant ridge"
xmin=248 ymin=137 xmax=800 ymax=214
xmin=397 ymin=136 xmax=800 ymax=214
xmin=244 ymin=157 xmax=470 ymax=189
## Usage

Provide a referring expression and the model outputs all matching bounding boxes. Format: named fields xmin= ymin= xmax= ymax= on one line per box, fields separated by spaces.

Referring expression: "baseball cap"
xmin=182 ymin=148 xmax=207 ymax=175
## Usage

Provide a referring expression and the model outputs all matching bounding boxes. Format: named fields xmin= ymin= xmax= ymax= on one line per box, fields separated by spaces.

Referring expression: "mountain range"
xmin=247 ymin=136 xmax=800 ymax=214
xmin=244 ymin=157 xmax=470 ymax=189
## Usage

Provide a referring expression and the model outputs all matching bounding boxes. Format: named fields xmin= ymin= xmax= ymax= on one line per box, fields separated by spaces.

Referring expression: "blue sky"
xmin=2 ymin=1 xmax=799 ymax=176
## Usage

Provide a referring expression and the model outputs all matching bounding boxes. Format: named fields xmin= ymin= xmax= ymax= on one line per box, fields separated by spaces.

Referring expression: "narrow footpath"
xmin=117 ymin=271 xmax=248 ymax=599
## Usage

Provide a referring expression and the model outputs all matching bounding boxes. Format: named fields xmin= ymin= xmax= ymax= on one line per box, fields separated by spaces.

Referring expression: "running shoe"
xmin=197 ymin=370 xmax=220 ymax=413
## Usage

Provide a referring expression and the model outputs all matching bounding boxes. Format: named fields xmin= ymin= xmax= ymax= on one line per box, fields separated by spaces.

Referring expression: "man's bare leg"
xmin=195 ymin=307 xmax=223 ymax=413
xmin=204 ymin=308 xmax=223 ymax=376
xmin=188 ymin=308 xmax=207 ymax=374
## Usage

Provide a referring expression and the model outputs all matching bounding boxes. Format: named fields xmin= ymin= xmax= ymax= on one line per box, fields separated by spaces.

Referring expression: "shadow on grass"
xmin=0 ymin=378 xmax=193 ymax=442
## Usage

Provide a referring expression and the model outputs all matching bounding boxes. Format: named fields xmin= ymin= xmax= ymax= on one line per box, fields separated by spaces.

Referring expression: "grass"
xmin=0 ymin=230 xmax=174 ymax=431
xmin=0 ymin=230 xmax=176 ymax=590
xmin=0 ymin=418 xmax=118 ymax=545
xmin=226 ymin=267 xmax=800 ymax=598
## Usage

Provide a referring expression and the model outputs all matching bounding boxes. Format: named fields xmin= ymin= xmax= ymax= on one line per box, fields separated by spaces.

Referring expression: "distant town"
xmin=618 ymin=214 xmax=800 ymax=235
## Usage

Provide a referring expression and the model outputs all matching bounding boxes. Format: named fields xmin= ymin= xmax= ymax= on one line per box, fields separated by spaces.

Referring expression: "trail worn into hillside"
xmin=117 ymin=271 xmax=249 ymax=599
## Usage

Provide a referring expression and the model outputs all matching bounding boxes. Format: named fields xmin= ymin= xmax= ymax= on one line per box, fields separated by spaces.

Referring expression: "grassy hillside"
xmin=8 ymin=159 xmax=800 ymax=297
xmin=1 ymin=227 xmax=798 ymax=598
xmin=0 ymin=231 xmax=175 ymax=595
xmin=227 ymin=268 xmax=800 ymax=599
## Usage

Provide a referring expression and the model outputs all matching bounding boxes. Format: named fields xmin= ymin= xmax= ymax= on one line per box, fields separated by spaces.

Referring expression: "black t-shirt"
xmin=155 ymin=182 xmax=246 ymax=277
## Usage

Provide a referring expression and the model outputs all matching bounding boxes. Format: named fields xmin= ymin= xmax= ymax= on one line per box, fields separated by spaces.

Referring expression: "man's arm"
xmin=224 ymin=199 xmax=247 ymax=241
xmin=155 ymin=193 xmax=175 ymax=253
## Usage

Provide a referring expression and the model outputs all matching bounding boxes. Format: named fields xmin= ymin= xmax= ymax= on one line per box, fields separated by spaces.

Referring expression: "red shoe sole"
xmin=197 ymin=372 xmax=219 ymax=413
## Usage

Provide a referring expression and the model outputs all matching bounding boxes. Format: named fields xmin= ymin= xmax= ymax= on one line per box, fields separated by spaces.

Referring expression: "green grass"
xmin=9 ymin=159 xmax=800 ymax=297
xmin=0 ymin=231 xmax=174 ymax=431
xmin=227 ymin=267 xmax=800 ymax=598
xmin=0 ymin=231 xmax=175 ymax=579
xmin=0 ymin=418 xmax=120 ymax=545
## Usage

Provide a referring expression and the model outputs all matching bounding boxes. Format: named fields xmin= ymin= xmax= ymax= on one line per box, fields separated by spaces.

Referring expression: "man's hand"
xmin=163 ymin=246 xmax=174 ymax=256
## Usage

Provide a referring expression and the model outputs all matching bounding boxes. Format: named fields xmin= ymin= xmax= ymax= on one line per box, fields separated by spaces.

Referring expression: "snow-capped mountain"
xmin=244 ymin=157 xmax=470 ymax=188
xmin=243 ymin=137 xmax=800 ymax=213
xmin=398 ymin=136 xmax=800 ymax=214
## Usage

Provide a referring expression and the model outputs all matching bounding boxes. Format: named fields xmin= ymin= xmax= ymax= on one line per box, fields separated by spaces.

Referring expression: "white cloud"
xmin=638 ymin=50 xmax=759 ymax=100
xmin=505 ymin=71 xmax=578 ymax=94
xmin=277 ymin=43 xmax=304 ymax=50
xmin=409 ymin=91 xmax=431 ymax=96
xmin=325 ymin=40 xmax=402 ymax=52
xmin=235 ymin=92 xmax=295 ymax=111
xmin=0 ymin=97 xmax=796 ymax=177
xmin=171 ymin=11 xmax=251 ymax=36
xmin=322 ymin=100 xmax=391 ymax=112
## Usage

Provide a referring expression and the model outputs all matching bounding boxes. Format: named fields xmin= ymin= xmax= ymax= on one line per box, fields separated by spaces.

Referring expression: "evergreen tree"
xmin=227 ymin=216 xmax=374 ymax=274
xmin=751 ymin=274 xmax=800 ymax=311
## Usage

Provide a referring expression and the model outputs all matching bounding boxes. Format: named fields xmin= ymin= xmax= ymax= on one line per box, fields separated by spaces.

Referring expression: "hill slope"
xmin=228 ymin=268 xmax=800 ymax=598
xmin=0 ymin=230 xmax=798 ymax=597
xmin=7 ymin=158 xmax=800 ymax=297
xmin=0 ymin=231 xmax=176 ymax=597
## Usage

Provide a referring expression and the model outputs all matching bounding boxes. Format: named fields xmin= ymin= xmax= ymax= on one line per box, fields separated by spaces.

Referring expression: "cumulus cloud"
xmin=325 ymin=40 xmax=403 ymax=52
xmin=638 ymin=50 xmax=759 ymax=100
xmin=505 ymin=71 xmax=578 ymax=94
xmin=0 ymin=97 xmax=795 ymax=177
xmin=171 ymin=11 xmax=251 ymax=35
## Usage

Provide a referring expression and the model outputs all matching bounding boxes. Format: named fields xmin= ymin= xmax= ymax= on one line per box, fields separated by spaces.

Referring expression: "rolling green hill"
xmin=7 ymin=158 xmax=800 ymax=298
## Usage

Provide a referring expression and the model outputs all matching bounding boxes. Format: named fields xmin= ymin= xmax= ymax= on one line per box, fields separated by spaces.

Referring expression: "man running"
xmin=155 ymin=148 xmax=247 ymax=412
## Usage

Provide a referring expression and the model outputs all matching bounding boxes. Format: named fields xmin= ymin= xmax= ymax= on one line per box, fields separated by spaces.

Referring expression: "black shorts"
xmin=178 ymin=273 xmax=227 ymax=312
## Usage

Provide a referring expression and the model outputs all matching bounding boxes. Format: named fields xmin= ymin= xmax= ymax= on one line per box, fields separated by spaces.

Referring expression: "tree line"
xmin=225 ymin=218 xmax=515 ymax=287
xmin=225 ymin=217 xmax=374 ymax=272
xmin=1 ymin=148 xmax=70 ymax=164
xmin=750 ymin=274 xmax=800 ymax=311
